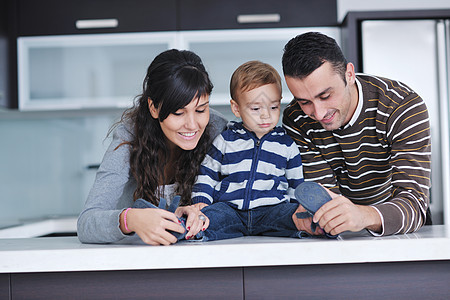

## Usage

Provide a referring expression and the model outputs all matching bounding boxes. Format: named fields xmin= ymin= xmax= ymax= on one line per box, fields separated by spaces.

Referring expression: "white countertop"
xmin=0 ymin=217 xmax=77 ymax=238
xmin=1 ymin=225 xmax=449 ymax=273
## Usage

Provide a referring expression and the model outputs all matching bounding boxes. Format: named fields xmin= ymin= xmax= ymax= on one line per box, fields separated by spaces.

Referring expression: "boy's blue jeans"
xmin=200 ymin=202 xmax=304 ymax=241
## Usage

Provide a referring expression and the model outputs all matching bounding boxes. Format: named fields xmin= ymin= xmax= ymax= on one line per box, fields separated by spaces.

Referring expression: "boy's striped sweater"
xmin=192 ymin=121 xmax=304 ymax=210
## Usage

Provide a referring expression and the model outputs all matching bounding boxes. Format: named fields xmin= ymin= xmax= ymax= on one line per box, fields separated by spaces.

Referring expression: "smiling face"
xmin=231 ymin=83 xmax=281 ymax=139
xmin=285 ymin=62 xmax=358 ymax=131
xmin=149 ymin=95 xmax=210 ymax=151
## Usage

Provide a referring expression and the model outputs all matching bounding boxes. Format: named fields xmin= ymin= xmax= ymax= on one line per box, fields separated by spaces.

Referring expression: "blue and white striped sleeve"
xmin=191 ymin=134 xmax=226 ymax=204
xmin=285 ymin=139 xmax=304 ymax=202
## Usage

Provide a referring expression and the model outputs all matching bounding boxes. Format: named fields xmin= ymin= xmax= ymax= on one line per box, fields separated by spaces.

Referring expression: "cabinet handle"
xmin=237 ymin=14 xmax=281 ymax=24
xmin=75 ymin=19 xmax=119 ymax=29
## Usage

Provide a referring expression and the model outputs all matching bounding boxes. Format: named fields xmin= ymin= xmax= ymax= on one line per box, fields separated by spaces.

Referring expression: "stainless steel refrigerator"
xmin=344 ymin=13 xmax=450 ymax=225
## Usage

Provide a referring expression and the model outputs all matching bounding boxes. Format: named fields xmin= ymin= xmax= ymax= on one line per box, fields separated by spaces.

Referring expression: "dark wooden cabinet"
xmin=3 ymin=0 xmax=178 ymax=109
xmin=5 ymin=260 xmax=450 ymax=299
xmin=0 ymin=0 xmax=18 ymax=109
xmin=244 ymin=261 xmax=450 ymax=299
xmin=0 ymin=0 xmax=8 ymax=108
xmin=10 ymin=268 xmax=243 ymax=299
xmin=17 ymin=0 xmax=177 ymax=36
xmin=16 ymin=0 xmax=338 ymax=36
xmin=0 ymin=274 xmax=10 ymax=300
xmin=178 ymin=0 xmax=337 ymax=30
xmin=2 ymin=0 xmax=338 ymax=109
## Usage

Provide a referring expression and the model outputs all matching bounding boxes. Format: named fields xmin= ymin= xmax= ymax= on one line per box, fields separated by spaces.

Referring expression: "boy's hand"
xmin=292 ymin=204 xmax=324 ymax=235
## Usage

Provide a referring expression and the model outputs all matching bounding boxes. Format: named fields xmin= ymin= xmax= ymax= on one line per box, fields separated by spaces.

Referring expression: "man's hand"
xmin=313 ymin=189 xmax=382 ymax=235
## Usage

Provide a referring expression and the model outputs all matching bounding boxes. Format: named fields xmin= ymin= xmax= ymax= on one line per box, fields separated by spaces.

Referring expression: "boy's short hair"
xmin=230 ymin=61 xmax=282 ymax=101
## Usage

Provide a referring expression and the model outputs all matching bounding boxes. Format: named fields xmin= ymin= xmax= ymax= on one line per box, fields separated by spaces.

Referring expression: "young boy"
xmin=191 ymin=60 xmax=305 ymax=241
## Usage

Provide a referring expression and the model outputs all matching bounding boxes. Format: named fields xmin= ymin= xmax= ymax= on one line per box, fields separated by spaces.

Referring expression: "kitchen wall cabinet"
xmin=17 ymin=27 xmax=339 ymax=110
xmin=0 ymin=14 xmax=8 ymax=108
xmin=17 ymin=32 xmax=178 ymax=110
xmin=179 ymin=27 xmax=340 ymax=106
xmin=178 ymin=0 xmax=338 ymax=30
xmin=17 ymin=0 xmax=177 ymax=36
xmin=0 ymin=0 xmax=18 ymax=108
xmin=2 ymin=0 xmax=338 ymax=110
xmin=16 ymin=0 xmax=337 ymax=36
xmin=17 ymin=0 xmax=337 ymax=37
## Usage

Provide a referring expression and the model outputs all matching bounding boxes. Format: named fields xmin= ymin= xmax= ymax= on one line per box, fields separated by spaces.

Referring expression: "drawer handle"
xmin=75 ymin=19 xmax=119 ymax=29
xmin=237 ymin=14 xmax=281 ymax=24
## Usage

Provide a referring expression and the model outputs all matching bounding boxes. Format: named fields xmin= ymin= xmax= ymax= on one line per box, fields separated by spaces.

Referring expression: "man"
xmin=282 ymin=32 xmax=431 ymax=236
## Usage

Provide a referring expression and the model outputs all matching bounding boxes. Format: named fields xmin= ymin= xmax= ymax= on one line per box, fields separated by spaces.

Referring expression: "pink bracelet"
xmin=123 ymin=208 xmax=131 ymax=232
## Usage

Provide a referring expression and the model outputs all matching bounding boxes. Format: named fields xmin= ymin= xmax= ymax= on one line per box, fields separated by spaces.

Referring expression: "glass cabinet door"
xmin=18 ymin=32 xmax=177 ymax=110
xmin=179 ymin=27 xmax=340 ymax=106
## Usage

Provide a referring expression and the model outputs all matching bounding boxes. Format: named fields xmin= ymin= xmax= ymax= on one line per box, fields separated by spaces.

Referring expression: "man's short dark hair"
xmin=282 ymin=32 xmax=348 ymax=83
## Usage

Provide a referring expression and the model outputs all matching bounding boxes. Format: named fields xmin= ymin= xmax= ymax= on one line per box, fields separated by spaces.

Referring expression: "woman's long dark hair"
xmin=116 ymin=49 xmax=213 ymax=206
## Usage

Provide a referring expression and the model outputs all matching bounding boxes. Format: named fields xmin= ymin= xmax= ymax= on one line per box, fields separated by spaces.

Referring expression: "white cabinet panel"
xmin=18 ymin=32 xmax=178 ymax=110
xmin=18 ymin=27 xmax=341 ymax=110
xmin=180 ymin=27 xmax=341 ymax=106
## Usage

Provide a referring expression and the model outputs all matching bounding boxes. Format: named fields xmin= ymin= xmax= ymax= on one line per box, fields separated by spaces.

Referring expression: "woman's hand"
xmin=175 ymin=205 xmax=209 ymax=240
xmin=120 ymin=208 xmax=185 ymax=246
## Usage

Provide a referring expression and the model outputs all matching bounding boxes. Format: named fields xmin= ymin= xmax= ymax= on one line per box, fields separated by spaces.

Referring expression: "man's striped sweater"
xmin=192 ymin=121 xmax=304 ymax=210
xmin=282 ymin=74 xmax=431 ymax=236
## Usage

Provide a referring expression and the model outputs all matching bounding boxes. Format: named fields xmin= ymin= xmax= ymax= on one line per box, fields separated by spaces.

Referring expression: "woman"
xmin=77 ymin=49 xmax=227 ymax=245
